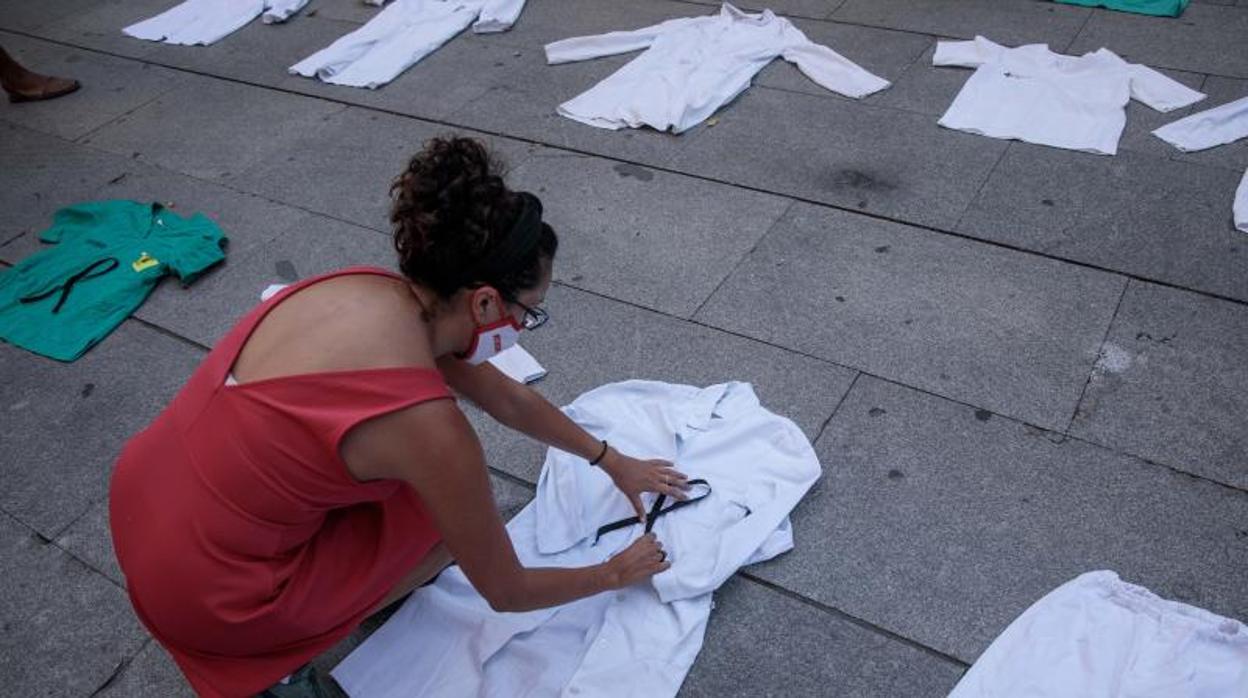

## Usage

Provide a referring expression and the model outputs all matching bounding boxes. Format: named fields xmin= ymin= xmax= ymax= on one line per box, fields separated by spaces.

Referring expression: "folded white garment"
xmin=290 ymin=0 xmax=526 ymax=89
xmin=488 ymin=344 xmax=546 ymax=383
xmin=544 ymin=3 xmax=888 ymax=134
xmin=1153 ymin=95 xmax=1248 ymax=152
xmin=934 ymin=36 xmax=1205 ymax=155
xmin=1236 ymin=168 xmax=1247 ymax=233
xmin=123 ymin=0 xmax=308 ymax=46
xmin=950 ymin=571 xmax=1248 ymax=698
xmin=333 ymin=380 xmax=822 ymax=697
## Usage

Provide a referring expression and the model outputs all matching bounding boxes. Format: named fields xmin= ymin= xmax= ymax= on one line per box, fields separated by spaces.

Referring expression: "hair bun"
xmin=391 ymin=136 xmax=558 ymax=299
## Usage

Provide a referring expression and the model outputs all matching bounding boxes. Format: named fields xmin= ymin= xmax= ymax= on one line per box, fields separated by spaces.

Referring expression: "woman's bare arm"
xmin=343 ymin=398 xmax=668 ymax=612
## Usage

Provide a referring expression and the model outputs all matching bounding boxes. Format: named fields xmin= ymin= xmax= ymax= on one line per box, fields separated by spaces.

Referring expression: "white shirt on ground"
xmin=332 ymin=380 xmax=822 ymax=697
xmin=1153 ymin=95 xmax=1248 ymax=152
xmin=934 ymin=36 xmax=1205 ymax=155
xmin=544 ymin=2 xmax=889 ymax=134
xmin=123 ymin=0 xmax=309 ymax=46
xmin=289 ymin=0 xmax=526 ymax=89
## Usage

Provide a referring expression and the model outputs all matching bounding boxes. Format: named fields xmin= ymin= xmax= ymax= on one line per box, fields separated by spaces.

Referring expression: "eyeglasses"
xmin=510 ymin=299 xmax=549 ymax=331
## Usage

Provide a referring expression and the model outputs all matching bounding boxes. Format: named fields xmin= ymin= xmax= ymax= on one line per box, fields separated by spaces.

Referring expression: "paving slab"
xmin=79 ymin=77 xmax=347 ymax=181
xmin=681 ymin=576 xmax=964 ymax=697
xmin=750 ymin=375 xmax=1248 ymax=663
xmin=302 ymin=0 xmax=378 ymax=25
xmin=830 ymin=0 xmax=1092 ymax=48
xmin=33 ymin=0 xmax=182 ymax=59
xmin=96 ymin=640 xmax=194 ymax=698
xmin=446 ymin=41 xmax=695 ymax=167
xmin=0 ymin=321 xmax=203 ymax=537
xmin=508 ymin=150 xmax=791 ymax=318
xmin=1068 ymin=2 xmax=1248 ymax=79
xmin=753 ymin=17 xmax=931 ymax=102
xmin=54 ymin=497 xmax=122 ymax=586
xmin=1164 ymin=75 xmax=1248 ymax=173
xmin=88 ymin=158 xmax=312 ymax=253
xmin=232 ymin=106 xmax=537 ymax=231
xmin=0 ymin=513 xmax=148 ymax=697
xmin=696 ymin=202 xmax=1123 ymax=429
xmin=1071 ymin=280 xmax=1248 ymax=489
xmin=0 ymin=33 xmax=185 ymax=141
xmin=956 ymin=143 xmax=1248 ymax=303
xmin=468 ymin=283 xmax=858 ymax=483
xmin=0 ymin=124 xmax=135 ymax=263
xmin=669 ymin=86 xmax=1009 ymax=229
xmin=136 ymin=212 xmax=396 ymax=347
xmin=0 ymin=0 xmax=99 ymax=33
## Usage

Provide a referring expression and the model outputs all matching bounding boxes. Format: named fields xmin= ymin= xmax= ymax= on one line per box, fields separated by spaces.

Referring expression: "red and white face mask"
xmin=457 ymin=314 xmax=522 ymax=365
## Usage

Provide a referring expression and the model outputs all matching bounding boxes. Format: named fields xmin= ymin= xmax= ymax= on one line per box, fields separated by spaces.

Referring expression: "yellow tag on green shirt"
xmin=132 ymin=251 xmax=160 ymax=272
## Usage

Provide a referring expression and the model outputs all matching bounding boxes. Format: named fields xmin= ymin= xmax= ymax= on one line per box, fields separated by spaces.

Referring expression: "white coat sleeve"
xmin=473 ymin=0 xmax=525 ymax=33
xmin=1152 ymin=95 xmax=1248 ymax=152
xmin=780 ymin=23 xmax=889 ymax=99
xmin=262 ymin=0 xmax=308 ymax=23
xmin=1236 ymin=168 xmax=1248 ymax=234
xmin=932 ymin=36 xmax=1003 ymax=68
xmin=1128 ymin=64 xmax=1205 ymax=113
xmin=544 ymin=18 xmax=688 ymax=65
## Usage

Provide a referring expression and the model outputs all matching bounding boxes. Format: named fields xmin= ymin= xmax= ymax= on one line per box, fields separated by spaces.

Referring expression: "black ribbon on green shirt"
xmin=20 ymin=257 xmax=119 ymax=314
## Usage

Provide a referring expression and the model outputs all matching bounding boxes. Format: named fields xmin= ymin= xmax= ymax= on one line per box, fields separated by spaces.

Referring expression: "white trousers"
xmin=950 ymin=571 xmax=1248 ymax=698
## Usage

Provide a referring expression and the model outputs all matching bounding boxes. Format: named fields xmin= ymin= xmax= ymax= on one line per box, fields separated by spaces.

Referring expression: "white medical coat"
xmin=123 ymin=0 xmax=309 ymax=46
xmin=290 ymin=0 xmax=526 ymax=89
xmin=332 ymin=380 xmax=822 ymax=697
xmin=934 ymin=36 xmax=1206 ymax=155
xmin=544 ymin=3 xmax=889 ymax=134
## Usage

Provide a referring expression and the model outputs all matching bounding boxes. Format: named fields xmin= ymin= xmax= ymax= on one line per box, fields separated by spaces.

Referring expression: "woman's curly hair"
xmin=391 ymin=137 xmax=557 ymax=300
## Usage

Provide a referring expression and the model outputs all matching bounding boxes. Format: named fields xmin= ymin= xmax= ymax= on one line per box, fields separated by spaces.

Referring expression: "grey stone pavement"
xmin=2 ymin=0 xmax=1247 ymax=695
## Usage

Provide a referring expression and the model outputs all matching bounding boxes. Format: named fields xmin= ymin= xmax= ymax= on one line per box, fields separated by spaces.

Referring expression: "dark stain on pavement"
xmin=613 ymin=163 xmax=654 ymax=182
xmin=974 ymin=409 xmax=993 ymax=422
xmin=868 ymin=407 xmax=886 ymax=417
xmin=275 ymin=260 xmax=299 ymax=282
xmin=887 ymin=469 xmax=905 ymax=480
xmin=81 ymin=383 xmax=95 ymax=398
xmin=829 ymin=169 xmax=897 ymax=192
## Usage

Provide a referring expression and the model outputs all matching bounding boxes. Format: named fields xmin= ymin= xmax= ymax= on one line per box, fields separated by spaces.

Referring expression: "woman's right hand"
xmin=601 ymin=533 xmax=670 ymax=589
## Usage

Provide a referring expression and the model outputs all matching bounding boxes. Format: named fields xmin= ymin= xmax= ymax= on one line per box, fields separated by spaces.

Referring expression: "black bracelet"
xmin=588 ymin=440 xmax=609 ymax=466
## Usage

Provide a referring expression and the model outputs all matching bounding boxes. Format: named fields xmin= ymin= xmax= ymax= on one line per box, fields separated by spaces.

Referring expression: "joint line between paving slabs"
xmin=486 ymin=466 xmax=539 ymax=491
xmin=738 ymin=571 xmax=972 ymax=670
xmin=812 ymin=371 xmax=861 ymax=444
xmin=88 ymin=636 xmax=153 ymax=697
xmin=1063 ymin=278 xmax=1130 ymax=435
xmin=128 ymin=316 xmax=212 ymax=353
xmin=952 ymin=142 xmax=1012 ymax=231
xmin=4 ymin=30 xmax=1248 ymax=313
xmin=1062 ymin=9 xmax=1097 ymax=56
xmin=72 ymin=88 xmax=178 ymax=145
xmin=689 ymin=200 xmax=797 ymax=319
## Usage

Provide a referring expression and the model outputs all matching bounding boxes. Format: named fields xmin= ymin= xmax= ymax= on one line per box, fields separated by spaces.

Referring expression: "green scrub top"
xmin=1053 ymin=0 xmax=1187 ymax=17
xmin=0 ymin=200 xmax=226 ymax=361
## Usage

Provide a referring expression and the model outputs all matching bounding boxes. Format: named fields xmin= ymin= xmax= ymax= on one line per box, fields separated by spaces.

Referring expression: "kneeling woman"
xmin=110 ymin=137 xmax=689 ymax=697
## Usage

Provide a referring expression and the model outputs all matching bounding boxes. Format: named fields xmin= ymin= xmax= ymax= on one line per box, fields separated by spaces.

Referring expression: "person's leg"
xmin=257 ymin=544 xmax=455 ymax=697
xmin=0 ymin=45 xmax=80 ymax=102
xmin=368 ymin=542 xmax=454 ymax=615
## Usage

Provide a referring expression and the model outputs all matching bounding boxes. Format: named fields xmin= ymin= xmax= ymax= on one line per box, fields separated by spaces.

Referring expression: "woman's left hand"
xmin=599 ymin=449 xmax=691 ymax=522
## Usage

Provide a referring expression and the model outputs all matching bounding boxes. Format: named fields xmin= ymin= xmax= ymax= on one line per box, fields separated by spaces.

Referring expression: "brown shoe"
xmin=7 ymin=75 xmax=80 ymax=103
